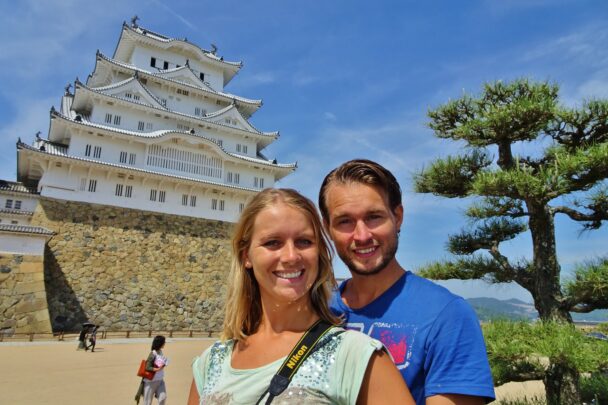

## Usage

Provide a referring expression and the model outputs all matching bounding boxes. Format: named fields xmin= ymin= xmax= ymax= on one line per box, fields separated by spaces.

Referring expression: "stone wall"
xmin=30 ymin=197 xmax=233 ymax=332
xmin=0 ymin=253 xmax=53 ymax=335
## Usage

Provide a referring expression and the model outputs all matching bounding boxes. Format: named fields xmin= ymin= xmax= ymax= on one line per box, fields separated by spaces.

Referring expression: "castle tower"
xmin=6 ymin=20 xmax=296 ymax=332
xmin=17 ymin=20 xmax=295 ymax=223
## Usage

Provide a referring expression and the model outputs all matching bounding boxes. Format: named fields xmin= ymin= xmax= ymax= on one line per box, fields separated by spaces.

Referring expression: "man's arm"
xmin=427 ymin=394 xmax=485 ymax=405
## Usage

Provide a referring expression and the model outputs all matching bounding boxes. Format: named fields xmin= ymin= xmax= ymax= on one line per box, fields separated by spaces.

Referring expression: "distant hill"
xmin=466 ymin=297 xmax=608 ymax=323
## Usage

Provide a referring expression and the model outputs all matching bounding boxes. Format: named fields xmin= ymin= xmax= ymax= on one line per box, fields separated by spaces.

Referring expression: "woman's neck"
xmin=257 ymin=298 xmax=319 ymax=336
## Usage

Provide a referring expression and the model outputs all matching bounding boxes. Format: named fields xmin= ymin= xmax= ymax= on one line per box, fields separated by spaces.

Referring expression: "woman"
xmin=188 ymin=189 xmax=413 ymax=404
xmin=143 ymin=335 xmax=168 ymax=405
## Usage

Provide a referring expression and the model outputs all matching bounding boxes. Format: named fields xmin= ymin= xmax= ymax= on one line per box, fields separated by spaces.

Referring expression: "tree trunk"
xmin=527 ymin=202 xmax=571 ymax=322
xmin=527 ymin=202 xmax=581 ymax=403
xmin=544 ymin=363 xmax=580 ymax=405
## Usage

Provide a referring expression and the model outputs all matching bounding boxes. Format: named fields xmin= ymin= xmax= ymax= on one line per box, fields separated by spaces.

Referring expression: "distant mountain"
xmin=466 ymin=297 xmax=608 ymax=323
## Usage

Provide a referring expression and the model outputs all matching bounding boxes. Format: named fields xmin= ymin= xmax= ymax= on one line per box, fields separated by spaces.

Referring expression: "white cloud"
xmin=323 ymin=112 xmax=336 ymax=121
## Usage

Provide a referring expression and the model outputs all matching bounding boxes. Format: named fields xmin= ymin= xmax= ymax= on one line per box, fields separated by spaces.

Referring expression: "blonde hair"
xmin=222 ymin=188 xmax=340 ymax=341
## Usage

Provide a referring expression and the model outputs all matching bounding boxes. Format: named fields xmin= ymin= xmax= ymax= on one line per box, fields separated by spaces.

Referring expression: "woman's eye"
xmin=263 ymin=240 xmax=280 ymax=247
xmin=296 ymin=239 xmax=314 ymax=248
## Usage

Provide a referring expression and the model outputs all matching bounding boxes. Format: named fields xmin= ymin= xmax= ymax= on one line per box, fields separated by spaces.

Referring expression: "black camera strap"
xmin=255 ymin=319 xmax=335 ymax=405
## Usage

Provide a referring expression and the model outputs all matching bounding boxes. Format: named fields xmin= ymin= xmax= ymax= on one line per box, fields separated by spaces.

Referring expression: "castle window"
xmin=85 ymin=144 xmax=92 ymax=157
xmin=88 ymin=179 xmax=97 ymax=192
xmin=129 ymin=153 xmax=136 ymax=165
xmin=150 ymin=57 xmax=156 ymax=67
xmin=93 ymin=146 xmax=102 ymax=158
xmin=217 ymin=139 xmax=223 ymax=147
xmin=226 ymin=172 xmax=233 ymax=183
xmin=234 ymin=173 xmax=240 ymax=184
xmin=79 ymin=178 xmax=87 ymax=191
xmin=190 ymin=195 xmax=197 ymax=207
xmin=211 ymin=198 xmax=217 ymax=210
xmin=254 ymin=177 xmax=264 ymax=189
xmin=239 ymin=203 xmax=245 ymax=213
xmin=163 ymin=61 xmax=169 ymax=70
xmin=236 ymin=144 xmax=241 ymax=153
xmin=133 ymin=94 xmax=140 ymax=101
xmin=149 ymin=189 xmax=157 ymax=201
xmin=138 ymin=121 xmax=145 ymax=131
xmin=119 ymin=151 xmax=127 ymax=163
xmin=182 ymin=194 xmax=188 ymax=206
xmin=146 ymin=122 xmax=153 ymax=130
xmin=125 ymin=185 xmax=133 ymax=198
xmin=243 ymin=145 xmax=248 ymax=154
xmin=199 ymin=72 xmax=205 ymax=81
xmin=115 ymin=184 xmax=124 ymax=196
xmin=125 ymin=92 xmax=132 ymax=99
xmin=105 ymin=113 xmax=112 ymax=124
xmin=5 ymin=199 xmax=13 ymax=209
xmin=14 ymin=200 xmax=22 ymax=210
xmin=160 ymin=99 xmax=167 ymax=107
xmin=158 ymin=190 xmax=166 ymax=203
xmin=113 ymin=115 xmax=121 ymax=126
xmin=219 ymin=200 xmax=225 ymax=211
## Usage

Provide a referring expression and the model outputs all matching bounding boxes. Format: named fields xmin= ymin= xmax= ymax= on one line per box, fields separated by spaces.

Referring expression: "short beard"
xmin=339 ymin=232 xmax=399 ymax=277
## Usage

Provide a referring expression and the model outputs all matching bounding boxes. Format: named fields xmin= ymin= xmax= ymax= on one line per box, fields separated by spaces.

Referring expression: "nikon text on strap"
xmin=255 ymin=319 xmax=335 ymax=405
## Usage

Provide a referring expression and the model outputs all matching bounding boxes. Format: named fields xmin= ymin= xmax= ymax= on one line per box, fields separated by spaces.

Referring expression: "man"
xmin=319 ymin=159 xmax=495 ymax=405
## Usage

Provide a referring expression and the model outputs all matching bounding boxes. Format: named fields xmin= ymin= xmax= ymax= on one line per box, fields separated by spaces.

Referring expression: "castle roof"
xmin=88 ymin=52 xmax=261 ymax=117
xmin=113 ymin=23 xmax=241 ymax=86
xmin=71 ymin=80 xmax=279 ymax=149
xmin=48 ymin=109 xmax=293 ymax=173
xmin=18 ymin=138 xmax=294 ymax=192
xmin=0 ymin=223 xmax=54 ymax=236
xmin=0 ymin=180 xmax=39 ymax=195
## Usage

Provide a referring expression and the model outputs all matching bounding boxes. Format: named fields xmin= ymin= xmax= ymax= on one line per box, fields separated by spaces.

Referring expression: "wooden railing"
xmin=0 ymin=330 xmax=219 ymax=342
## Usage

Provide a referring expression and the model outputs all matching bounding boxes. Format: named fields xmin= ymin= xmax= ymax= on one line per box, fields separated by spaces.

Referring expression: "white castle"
xmin=16 ymin=18 xmax=296 ymax=223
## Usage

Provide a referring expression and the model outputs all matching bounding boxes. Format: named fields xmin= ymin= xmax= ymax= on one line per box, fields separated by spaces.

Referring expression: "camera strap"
xmin=255 ymin=319 xmax=336 ymax=405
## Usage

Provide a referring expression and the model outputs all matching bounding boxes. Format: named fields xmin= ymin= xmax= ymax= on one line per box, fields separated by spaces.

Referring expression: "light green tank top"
xmin=192 ymin=328 xmax=383 ymax=405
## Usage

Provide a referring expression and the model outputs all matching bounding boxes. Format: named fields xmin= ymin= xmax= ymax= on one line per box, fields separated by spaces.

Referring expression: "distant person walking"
xmin=142 ymin=335 xmax=168 ymax=405
xmin=87 ymin=325 xmax=98 ymax=352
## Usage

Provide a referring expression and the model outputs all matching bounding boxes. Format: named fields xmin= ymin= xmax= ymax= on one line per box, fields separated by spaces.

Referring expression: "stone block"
xmin=14 ymin=281 xmax=46 ymax=295
xmin=15 ymin=299 xmax=48 ymax=314
xmin=19 ymin=262 xmax=43 ymax=274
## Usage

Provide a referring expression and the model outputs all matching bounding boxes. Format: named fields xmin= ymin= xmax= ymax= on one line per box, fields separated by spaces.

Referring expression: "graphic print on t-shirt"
xmin=344 ymin=322 xmax=416 ymax=370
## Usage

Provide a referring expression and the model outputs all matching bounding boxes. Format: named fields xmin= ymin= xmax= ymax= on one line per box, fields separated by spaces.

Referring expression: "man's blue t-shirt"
xmin=330 ymin=271 xmax=495 ymax=404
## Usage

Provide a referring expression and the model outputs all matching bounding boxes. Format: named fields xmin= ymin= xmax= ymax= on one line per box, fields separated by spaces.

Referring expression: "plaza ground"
xmin=0 ymin=337 xmax=544 ymax=404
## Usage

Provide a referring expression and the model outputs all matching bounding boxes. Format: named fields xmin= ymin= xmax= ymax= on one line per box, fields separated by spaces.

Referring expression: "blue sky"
xmin=1 ymin=0 xmax=607 ymax=302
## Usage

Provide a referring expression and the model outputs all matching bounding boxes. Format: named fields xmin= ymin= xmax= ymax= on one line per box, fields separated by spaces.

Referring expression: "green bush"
xmin=580 ymin=373 xmax=608 ymax=404
xmin=495 ymin=397 xmax=545 ymax=405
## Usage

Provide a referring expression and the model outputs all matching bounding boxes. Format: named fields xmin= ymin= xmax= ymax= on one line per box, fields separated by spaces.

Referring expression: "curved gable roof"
xmin=113 ymin=23 xmax=241 ymax=86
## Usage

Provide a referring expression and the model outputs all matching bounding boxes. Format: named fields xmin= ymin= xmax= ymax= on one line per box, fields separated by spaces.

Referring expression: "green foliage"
xmin=598 ymin=322 xmax=608 ymax=334
xmin=580 ymin=373 xmax=608 ymax=404
xmin=566 ymin=258 xmax=608 ymax=312
xmin=428 ymin=79 xmax=558 ymax=145
xmin=483 ymin=321 xmax=608 ymax=386
xmin=466 ymin=196 xmax=525 ymax=220
xmin=495 ymin=398 xmax=546 ymax=405
xmin=418 ymin=255 xmax=506 ymax=281
xmin=414 ymin=150 xmax=491 ymax=197
xmin=448 ymin=218 xmax=527 ymax=255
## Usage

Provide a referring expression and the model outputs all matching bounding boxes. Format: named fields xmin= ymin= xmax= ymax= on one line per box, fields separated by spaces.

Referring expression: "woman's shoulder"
xmin=333 ymin=328 xmax=384 ymax=351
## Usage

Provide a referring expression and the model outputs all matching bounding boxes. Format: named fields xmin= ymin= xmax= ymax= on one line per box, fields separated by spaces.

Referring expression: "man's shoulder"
xmin=404 ymin=271 xmax=462 ymax=303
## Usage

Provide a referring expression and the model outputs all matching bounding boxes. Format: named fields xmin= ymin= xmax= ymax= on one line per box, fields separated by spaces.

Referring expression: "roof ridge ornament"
xmin=64 ymin=83 xmax=72 ymax=95
xmin=131 ymin=15 xmax=139 ymax=28
xmin=210 ymin=44 xmax=218 ymax=55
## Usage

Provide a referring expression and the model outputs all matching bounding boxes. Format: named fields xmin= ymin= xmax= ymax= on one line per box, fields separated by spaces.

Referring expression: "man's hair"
xmin=318 ymin=159 xmax=402 ymax=222
xmin=222 ymin=188 xmax=340 ymax=341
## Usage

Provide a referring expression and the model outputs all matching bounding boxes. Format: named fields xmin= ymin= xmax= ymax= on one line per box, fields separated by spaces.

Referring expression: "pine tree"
xmin=414 ymin=79 xmax=608 ymax=404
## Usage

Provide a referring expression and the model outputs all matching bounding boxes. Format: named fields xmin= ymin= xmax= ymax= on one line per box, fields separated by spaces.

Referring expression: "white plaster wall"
xmin=39 ymin=165 xmax=248 ymax=222
xmin=0 ymin=194 xmax=38 ymax=212
xmin=130 ymin=46 xmax=225 ymax=90
xmin=0 ymin=233 xmax=47 ymax=255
